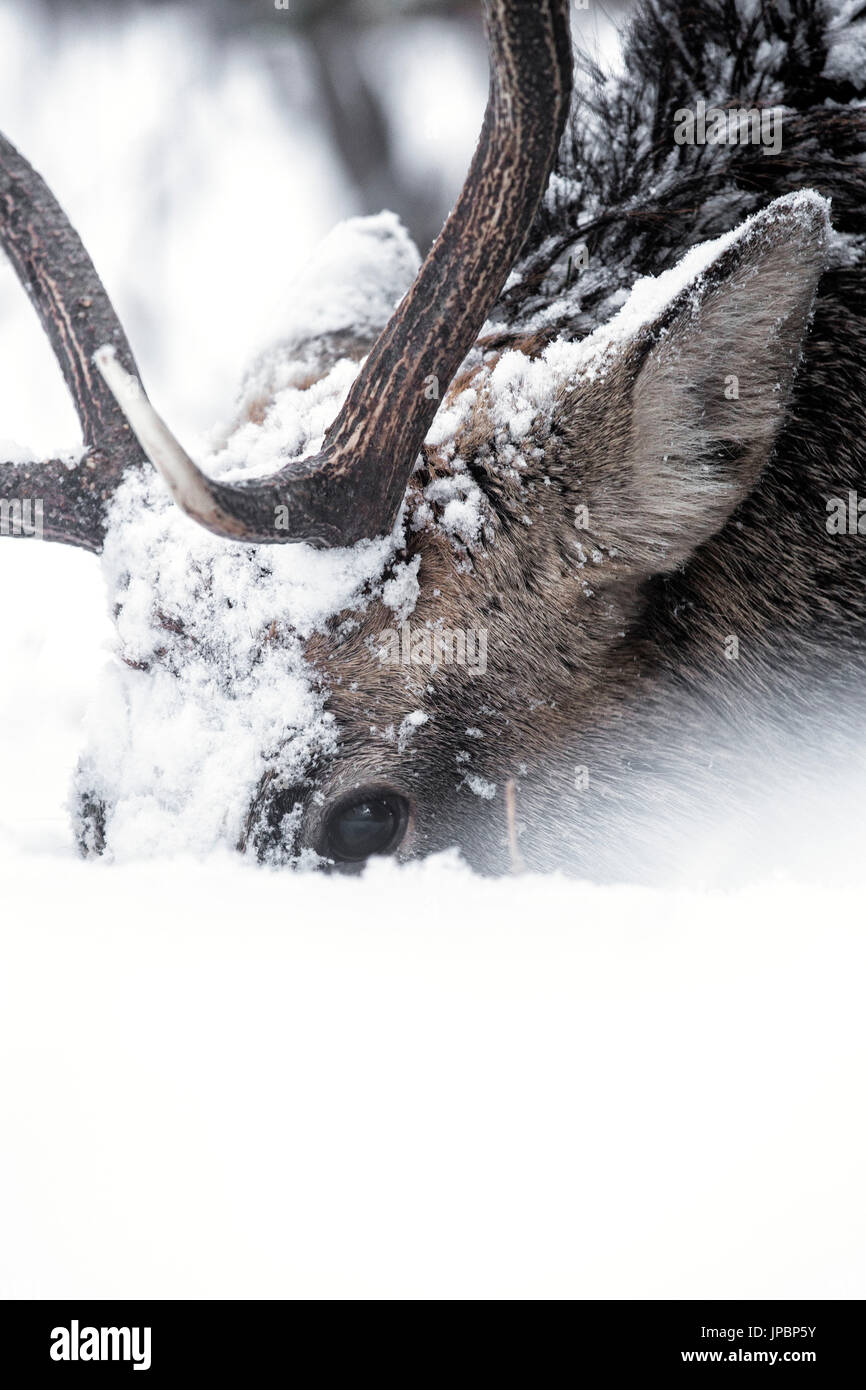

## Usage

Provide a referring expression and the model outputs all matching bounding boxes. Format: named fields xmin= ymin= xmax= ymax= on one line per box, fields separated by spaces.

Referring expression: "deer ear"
xmin=627 ymin=193 xmax=830 ymax=572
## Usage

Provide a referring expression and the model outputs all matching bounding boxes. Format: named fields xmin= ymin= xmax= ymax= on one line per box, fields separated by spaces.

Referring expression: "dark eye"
xmin=324 ymin=793 xmax=408 ymax=863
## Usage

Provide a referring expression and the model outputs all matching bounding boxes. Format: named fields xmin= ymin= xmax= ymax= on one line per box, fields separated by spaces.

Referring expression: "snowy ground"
xmin=1 ymin=547 xmax=864 ymax=1299
xmin=4 ymin=856 xmax=865 ymax=1300
xmin=1 ymin=2 xmax=865 ymax=1300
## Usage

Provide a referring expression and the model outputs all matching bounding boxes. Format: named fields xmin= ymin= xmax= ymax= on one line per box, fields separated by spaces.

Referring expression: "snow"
xmin=0 ymin=438 xmax=37 ymax=465
xmin=1 ymin=1 xmax=865 ymax=1300
xmin=268 ymin=211 xmax=421 ymax=348
xmin=823 ymin=0 xmax=866 ymax=81
xmin=462 ymin=772 xmax=497 ymax=799
xmin=424 ymin=468 xmax=488 ymax=548
xmin=397 ymin=708 xmax=428 ymax=752
xmin=488 ymin=190 xmax=832 ymax=405
xmin=381 ymin=554 xmax=421 ymax=624
xmin=86 ymin=458 xmax=399 ymax=860
xmin=582 ymin=191 xmax=828 ymax=349
xmin=418 ymin=191 xmax=832 ymax=520
xmin=75 ymin=197 xmax=439 ymax=862
xmin=2 ymin=852 xmax=865 ymax=1298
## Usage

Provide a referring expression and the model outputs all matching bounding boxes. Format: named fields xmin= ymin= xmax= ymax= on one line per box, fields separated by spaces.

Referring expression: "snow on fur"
xmin=77 ymin=189 xmax=825 ymax=861
xmin=72 ymin=0 xmax=865 ymax=862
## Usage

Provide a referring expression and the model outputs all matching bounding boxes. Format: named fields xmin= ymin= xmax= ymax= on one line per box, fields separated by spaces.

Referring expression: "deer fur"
xmin=239 ymin=0 xmax=866 ymax=877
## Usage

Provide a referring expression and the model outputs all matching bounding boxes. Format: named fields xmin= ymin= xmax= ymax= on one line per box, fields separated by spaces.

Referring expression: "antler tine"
xmin=0 ymin=132 xmax=146 ymax=551
xmin=97 ymin=0 xmax=573 ymax=549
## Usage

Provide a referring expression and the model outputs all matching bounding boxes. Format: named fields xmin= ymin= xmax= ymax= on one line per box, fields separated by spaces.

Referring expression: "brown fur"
xmin=240 ymin=195 xmax=862 ymax=879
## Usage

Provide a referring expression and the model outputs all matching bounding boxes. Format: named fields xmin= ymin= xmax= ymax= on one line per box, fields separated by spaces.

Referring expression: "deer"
xmin=1 ymin=0 xmax=864 ymax=879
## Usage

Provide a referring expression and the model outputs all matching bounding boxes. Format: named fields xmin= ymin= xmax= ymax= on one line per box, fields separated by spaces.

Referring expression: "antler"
xmin=96 ymin=0 xmax=573 ymax=548
xmin=0 ymin=133 xmax=145 ymax=552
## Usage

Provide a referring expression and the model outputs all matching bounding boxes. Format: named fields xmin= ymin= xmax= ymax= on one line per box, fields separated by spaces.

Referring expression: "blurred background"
xmin=0 ymin=0 xmax=626 ymax=453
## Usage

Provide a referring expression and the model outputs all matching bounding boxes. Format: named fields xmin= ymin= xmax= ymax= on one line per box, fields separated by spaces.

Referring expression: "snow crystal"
xmin=381 ymin=554 xmax=421 ymax=624
xmin=397 ymin=709 xmax=428 ymax=753
xmin=424 ymin=469 xmax=487 ymax=548
xmin=462 ymin=773 xmax=497 ymax=800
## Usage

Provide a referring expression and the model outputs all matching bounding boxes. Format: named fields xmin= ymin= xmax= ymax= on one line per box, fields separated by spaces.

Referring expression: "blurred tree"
xmin=27 ymin=0 xmax=484 ymax=250
xmin=25 ymin=0 xmax=632 ymax=249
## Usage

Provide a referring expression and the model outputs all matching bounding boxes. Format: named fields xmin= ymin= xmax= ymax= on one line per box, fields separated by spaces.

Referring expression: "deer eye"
xmin=324 ymin=793 xmax=408 ymax=863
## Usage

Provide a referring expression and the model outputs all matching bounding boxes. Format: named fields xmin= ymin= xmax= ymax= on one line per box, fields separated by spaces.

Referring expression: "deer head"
xmin=0 ymin=0 xmax=834 ymax=876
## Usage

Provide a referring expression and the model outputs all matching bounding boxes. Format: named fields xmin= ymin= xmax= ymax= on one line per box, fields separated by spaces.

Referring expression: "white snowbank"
xmin=1 ymin=847 xmax=864 ymax=1299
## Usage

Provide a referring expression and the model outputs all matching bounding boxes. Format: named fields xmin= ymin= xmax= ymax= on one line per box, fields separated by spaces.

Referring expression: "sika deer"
xmin=1 ymin=0 xmax=864 ymax=878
